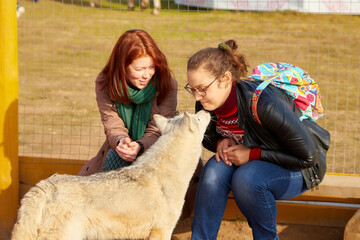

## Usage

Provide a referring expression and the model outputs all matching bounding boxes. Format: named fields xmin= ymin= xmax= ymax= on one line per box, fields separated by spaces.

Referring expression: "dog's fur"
xmin=11 ymin=111 xmax=210 ymax=240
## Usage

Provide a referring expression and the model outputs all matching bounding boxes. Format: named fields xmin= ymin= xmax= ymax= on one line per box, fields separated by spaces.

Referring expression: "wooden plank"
xmin=223 ymin=198 xmax=357 ymax=227
xmin=19 ymin=156 xmax=85 ymax=186
xmin=19 ymin=156 xmax=85 ymax=198
xmin=300 ymin=174 xmax=360 ymax=199
xmin=291 ymin=194 xmax=360 ymax=204
xmin=277 ymin=202 xmax=356 ymax=227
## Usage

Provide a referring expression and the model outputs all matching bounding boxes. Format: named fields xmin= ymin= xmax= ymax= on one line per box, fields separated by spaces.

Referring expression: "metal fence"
xmin=17 ymin=0 xmax=360 ymax=174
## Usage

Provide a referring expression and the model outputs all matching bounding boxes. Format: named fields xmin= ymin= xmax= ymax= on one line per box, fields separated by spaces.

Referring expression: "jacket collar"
xmin=235 ymin=80 xmax=259 ymax=129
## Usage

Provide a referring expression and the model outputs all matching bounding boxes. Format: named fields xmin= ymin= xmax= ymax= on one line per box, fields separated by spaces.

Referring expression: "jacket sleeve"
xmin=195 ymin=101 xmax=222 ymax=153
xmin=139 ymin=77 xmax=178 ymax=150
xmin=95 ymin=74 xmax=129 ymax=149
xmin=257 ymin=94 xmax=318 ymax=169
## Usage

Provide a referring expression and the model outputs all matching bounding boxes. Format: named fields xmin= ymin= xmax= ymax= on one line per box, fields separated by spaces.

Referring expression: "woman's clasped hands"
xmin=215 ymin=138 xmax=250 ymax=166
xmin=115 ymin=137 xmax=141 ymax=162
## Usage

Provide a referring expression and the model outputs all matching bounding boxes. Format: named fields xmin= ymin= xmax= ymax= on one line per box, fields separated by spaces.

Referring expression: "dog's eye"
xmin=197 ymin=118 xmax=200 ymax=121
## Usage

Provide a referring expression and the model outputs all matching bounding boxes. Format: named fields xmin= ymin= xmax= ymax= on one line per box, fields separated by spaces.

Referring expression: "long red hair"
xmin=100 ymin=29 xmax=173 ymax=104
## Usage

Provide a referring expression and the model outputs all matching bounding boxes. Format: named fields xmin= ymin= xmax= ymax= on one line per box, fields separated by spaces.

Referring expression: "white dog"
xmin=11 ymin=111 xmax=210 ymax=240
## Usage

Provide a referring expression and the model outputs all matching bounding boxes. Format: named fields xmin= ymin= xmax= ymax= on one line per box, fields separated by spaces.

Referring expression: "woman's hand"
xmin=115 ymin=137 xmax=141 ymax=162
xmin=223 ymin=144 xmax=250 ymax=166
xmin=216 ymin=138 xmax=236 ymax=166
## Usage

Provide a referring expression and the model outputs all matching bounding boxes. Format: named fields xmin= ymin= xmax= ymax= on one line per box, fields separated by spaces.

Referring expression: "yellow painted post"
xmin=0 ymin=0 xmax=19 ymax=238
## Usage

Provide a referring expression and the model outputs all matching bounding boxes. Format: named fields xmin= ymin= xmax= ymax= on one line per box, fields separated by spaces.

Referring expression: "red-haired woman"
xmin=78 ymin=29 xmax=178 ymax=175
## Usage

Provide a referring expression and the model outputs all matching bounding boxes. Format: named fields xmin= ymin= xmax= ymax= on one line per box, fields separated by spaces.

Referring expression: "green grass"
xmin=17 ymin=0 xmax=360 ymax=173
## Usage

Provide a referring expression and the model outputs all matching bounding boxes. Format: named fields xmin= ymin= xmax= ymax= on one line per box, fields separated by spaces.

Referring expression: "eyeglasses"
xmin=184 ymin=78 xmax=217 ymax=97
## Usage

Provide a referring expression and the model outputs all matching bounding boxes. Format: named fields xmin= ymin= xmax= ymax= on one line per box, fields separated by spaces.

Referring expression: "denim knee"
xmin=199 ymin=156 xmax=234 ymax=194
xmin=232 ymin=174 xmax=263 ymax=204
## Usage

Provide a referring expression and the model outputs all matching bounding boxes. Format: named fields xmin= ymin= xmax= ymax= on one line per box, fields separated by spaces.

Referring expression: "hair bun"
xmin=218 ymin=39 xmax=238 ymax=51
xmin=225 ymin=40 xmax=238 ymax=51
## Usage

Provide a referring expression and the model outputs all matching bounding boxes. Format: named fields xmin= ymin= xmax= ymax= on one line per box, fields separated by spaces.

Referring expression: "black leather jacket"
xmin=196 ymin=80 xmax=329 ymax=190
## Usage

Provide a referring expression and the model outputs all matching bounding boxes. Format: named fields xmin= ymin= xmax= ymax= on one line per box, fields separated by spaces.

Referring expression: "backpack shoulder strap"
xmin=251 ymin=79 xmax=273 ymax=125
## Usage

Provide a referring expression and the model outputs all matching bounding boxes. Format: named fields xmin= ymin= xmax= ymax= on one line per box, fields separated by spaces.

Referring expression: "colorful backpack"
xmin=250 ymin=62 xmax=324 ymax=125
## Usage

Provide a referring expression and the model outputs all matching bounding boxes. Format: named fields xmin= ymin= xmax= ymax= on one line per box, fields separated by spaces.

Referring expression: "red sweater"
xmin=214 ymin=83 xmax=261 ymax=161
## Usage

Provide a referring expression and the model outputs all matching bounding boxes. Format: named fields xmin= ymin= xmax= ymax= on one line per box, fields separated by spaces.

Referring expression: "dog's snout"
xmin=196 ymin=110 xmax=211 ymax=125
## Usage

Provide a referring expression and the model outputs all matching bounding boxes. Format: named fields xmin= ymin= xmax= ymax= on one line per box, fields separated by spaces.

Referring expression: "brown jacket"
xmin=78 ymin=72 xmax=178 ymax=176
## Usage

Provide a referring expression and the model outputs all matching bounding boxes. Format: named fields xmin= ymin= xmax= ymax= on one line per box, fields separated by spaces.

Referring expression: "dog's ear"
xmin=153 ymin=114 xmax=168 ymax=134
xmin=184 ymin=112 xmax=197 ymax=132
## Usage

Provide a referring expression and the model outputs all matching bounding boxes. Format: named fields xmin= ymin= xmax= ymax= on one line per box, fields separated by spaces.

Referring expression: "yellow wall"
xmin=0 ymin=0 xmax=19 ymax=238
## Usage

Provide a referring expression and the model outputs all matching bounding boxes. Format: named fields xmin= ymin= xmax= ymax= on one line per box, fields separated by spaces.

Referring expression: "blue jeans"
xmin=191 ymin=156 xmax=307 ymax=240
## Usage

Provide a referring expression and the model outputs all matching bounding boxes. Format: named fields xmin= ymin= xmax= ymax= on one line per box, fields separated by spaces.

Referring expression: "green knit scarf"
xmin=115 ymin=78 xmax=157 ymax=141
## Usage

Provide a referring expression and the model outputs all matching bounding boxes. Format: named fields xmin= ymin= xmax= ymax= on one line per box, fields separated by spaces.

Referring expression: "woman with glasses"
xmin=185 ymin=40 xmax=328 ymax=240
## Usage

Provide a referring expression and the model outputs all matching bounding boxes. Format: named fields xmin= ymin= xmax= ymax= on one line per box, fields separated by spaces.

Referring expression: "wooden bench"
xmin=19 ymin=156 xmax=360 ymax=238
